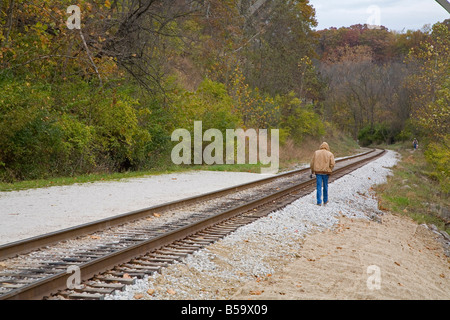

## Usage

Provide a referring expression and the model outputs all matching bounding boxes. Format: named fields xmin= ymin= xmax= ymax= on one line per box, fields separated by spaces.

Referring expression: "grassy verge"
xmin=0 ymin=133 xmax=361 ymax=192
xmin=375 ymin=142 xmax=450 ymax=234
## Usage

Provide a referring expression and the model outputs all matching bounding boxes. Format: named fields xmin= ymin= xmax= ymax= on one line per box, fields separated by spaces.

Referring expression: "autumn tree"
xmin=240 ymin=0 xmax=319 ymax=98
xmin=405 ymin=21 xmax=449 ymax=191
xmin=319 ymin=44 xmax=410 ymax=143
xmin=317 ymin=24 xmax=400 ymax=62
xmin=406 ymin=22 xmax=449 ymax=139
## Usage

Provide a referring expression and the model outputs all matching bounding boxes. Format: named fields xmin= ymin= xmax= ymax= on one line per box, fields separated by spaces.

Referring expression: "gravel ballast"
xmin=106 ymin=150 xmax=401 ymax=300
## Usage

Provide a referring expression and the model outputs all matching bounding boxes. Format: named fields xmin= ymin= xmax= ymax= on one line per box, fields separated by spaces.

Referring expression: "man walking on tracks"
xmin=310 ymin=142 xmax=335 ymax=206
xmin=413 ymin=138 xmax=419 ymax=150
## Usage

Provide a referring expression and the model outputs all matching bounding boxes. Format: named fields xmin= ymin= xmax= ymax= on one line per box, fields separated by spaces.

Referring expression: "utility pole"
xmin=435 ymin=0 xmax=450 ymax=14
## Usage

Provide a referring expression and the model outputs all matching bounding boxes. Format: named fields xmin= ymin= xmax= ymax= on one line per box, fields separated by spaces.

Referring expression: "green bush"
xmin=0 ymin=79 xmax=60 ymax=180
xmin=396 ymin=119 xmax=415 ymax=142
xmin=277 ymin=92 xmax=324 ymax=143
xmin=171 ymin=78 xmax=241 ymax=131
xmin=424 ymin=136 xmax=450 ymax=194
xmin=358 ymin=123 xmax=391 ymax=146
xmin=0 ymin=78 xmax=154 ymax=181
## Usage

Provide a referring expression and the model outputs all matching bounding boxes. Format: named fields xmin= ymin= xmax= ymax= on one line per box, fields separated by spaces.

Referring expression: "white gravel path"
xmin=0 ymin=171 xmax=268 ymax=245
xmin=105 ymin=150 xmax=400 ymax=300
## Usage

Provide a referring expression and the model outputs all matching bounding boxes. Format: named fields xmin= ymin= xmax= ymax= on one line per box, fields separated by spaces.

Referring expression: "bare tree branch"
xmin=79 ymin=29 xmax=103 ymax=87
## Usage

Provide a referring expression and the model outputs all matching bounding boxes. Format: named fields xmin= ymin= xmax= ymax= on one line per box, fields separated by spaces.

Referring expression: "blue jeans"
xmin=316 ymin=174 xmax=329 ymax=205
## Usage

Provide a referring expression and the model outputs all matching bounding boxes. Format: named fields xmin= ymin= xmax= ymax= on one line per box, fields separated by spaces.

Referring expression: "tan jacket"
xmin=310 ymin=142 xmax=335 ymax=175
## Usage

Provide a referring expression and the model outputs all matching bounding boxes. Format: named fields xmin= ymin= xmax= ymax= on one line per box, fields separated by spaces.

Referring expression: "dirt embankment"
xmin=233 ymin=213 xmax=450 ymax=300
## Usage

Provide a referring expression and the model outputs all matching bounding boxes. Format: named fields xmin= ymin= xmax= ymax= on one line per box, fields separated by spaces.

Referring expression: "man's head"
xmin=320 ymin=142 xmax=330 ymax=151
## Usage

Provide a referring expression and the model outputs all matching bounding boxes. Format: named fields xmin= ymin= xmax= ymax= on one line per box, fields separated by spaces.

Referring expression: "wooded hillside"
xmin=0 ymin=0 xmax=448 ymax=191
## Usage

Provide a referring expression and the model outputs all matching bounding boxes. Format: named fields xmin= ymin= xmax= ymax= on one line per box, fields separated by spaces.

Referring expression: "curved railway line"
xmin=0 ymin=149 xmax=386 ymax=300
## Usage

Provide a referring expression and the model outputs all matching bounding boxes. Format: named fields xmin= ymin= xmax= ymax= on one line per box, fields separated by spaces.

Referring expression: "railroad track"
xmin=0 ymin=149 xmax=386 ymax=300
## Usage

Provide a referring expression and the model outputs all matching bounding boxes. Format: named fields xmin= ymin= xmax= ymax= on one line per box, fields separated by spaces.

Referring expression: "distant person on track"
xmin=310 ymin=142 xmax=335 ymax=206
xmin=413 ymin=138 xmax=419 ymax=150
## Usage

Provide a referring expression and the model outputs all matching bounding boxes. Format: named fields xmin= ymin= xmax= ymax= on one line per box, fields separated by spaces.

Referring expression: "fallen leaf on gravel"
xmin=250 ymin=290 xmax=263 ymax=296
xmin=336 ymin=247 xmax=343 ymax=250
xmin=153 ymin=213 xmax=161 ymax=218
xmin=394 ymin=262 xmax=401 ymax=267
xmin=167 ymin=289 xmax=176 ymax=295
xmin=134 ymin=293 xmax=144 ymax=299
xmin=440 ymin=274 xmax=445 ymax=278
xmin=147 ymin=289 xmax=155 ymax=295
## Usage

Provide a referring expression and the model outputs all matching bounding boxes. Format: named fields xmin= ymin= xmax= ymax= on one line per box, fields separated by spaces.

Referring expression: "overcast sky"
xmin=308 ymin=0 xmax=450 ymax=32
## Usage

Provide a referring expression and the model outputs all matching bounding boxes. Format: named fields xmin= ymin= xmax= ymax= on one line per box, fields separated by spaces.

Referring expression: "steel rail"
xmin=0 ymin=149 xmax=375 ymax=260
xmin=1 ymin=149 xmax=386 ymax=300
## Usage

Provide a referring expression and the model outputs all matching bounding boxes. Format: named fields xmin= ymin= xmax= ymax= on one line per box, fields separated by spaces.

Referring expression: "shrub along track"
xmin=0 ymin=149 xmax=386 ymax=300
